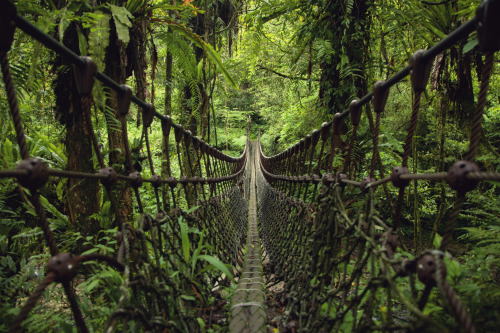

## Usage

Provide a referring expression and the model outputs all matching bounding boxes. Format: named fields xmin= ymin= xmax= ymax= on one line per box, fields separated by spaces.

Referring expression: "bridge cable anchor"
xmin=47 ymin=252 xmax=79 ymax=284
xmin=349 ymin=99 xmax=362 ymax=126
xmin=174 ymin=125 xmax=183 ymax=143
xmin=150 ymin=174 xmax=162 ymax=188
xmin=320 ymin=122 xmax=331 ymax=142
xmin=391 ymin=166 xmax=410 ymax=188
xmin=184 ymin=130 xmax=193 ymax=149
xmin=15 ymin=158 xmax=49 ymax=190
xmin=447 ymin=160 xmax=480 ymax=194
xmin=333 ymin=112 xmax=343 ymax=136
xmin=98 ymin=167 xmax=118 ymax=188
xmin=129 ymin=171 xmax=143 ymax=188
xmin=409 ymin=50 xmax=432 ymax=92
xmin=372 ymin=80 xmax=390 ymax=114
xmin=142 ymin=103 xmax=155 ymax=128
xmin=73 ymin=56 xmax=96 ymax=96
xmin=336 ymin=172 xmax=348 ymax=187
xmin=416 ymin=254 xmax=446 ymax=287
xmin=360 ymin=176 xmax=376 ymax=193
xmin=117 ymin=85 xmax=133 ymax=116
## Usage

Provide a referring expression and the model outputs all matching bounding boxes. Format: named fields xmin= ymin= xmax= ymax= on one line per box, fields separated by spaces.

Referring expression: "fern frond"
xmin=158 ymin=20 xmax=238 ymax=88
xmin=9 ymin=59 xmax=42 ymax=101
xmin=88 ymin=11 xmax=111 ymax=72
xmin=158 ymin=31 xmax=198 ymax=79
xmin=104 ymin=104 xmax=122 ymax=133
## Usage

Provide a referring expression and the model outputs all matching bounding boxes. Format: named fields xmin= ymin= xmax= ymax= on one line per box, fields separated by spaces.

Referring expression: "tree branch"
xmin=257 ymin=65 xmax=319 ymax=81
xmin=421 ymin=0 xmax=450 ymax=6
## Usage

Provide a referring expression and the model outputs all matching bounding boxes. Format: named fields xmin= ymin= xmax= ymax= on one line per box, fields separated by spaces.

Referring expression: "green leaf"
xmin=191 ymin=230 xmax=205 ymax=275
xmin=382 ymin=130 xmax=403 ymax=153
xmin=32 ymin=132 xmax=67 ymax=166
xmin=197 ymin=255 xmax=233 ymax=281
xmin=186 ymin=205 xmax=200 ymax=214
xmin=341 ymin=55 xmax=349 ymax=66
xmin=7 ymin=255 xmax=15 ymax=270
xmin=422 ymin=20 xmax=446 ymax=39
xmin=12 ymin=227 xmax=43 ymax=238
xmin=203 ymin=41 xmax=238 ymax=89
xmin=188 ymin=227 xmax=202 ymax=235
xmin=59 ymin=320 xmax=76 ymax=333
xmin=56 ymin=179 xmax=67 ymax=201
xmin=82 ymin=248 xmax=99 ymax=255
xmin=292 ymin=37 xmax=312 ymax=64
xmin=109 ymin=4 xmax=133 ymax=44
xmin=126 ymin=0 xmax=144 ymax=14
xmin=196 ymin=317 xmax=206 ymax=332
xmin=88 ymin=11 xmax=110 ymax=72
xmin=179 ymin=217 xmax=190 ymax=263
xmin=463 ymin=36 xmax=478 ymax=54
xmin=146 ymin=4 xmax=205 ymax=16
xmin=180 ymin=295 xmax=196 ymax=301
xmin=58 ymin=4 xmax=75 ymax=43
xmin=39 ymin=195 xmax=71 ymax=228
xmin=423 ymin=301 xmax=443 ymax=316
xmin=76 ymin=26 xmax=88 ymax=56
xmin=2 ymin=138 xmax=14 ymax=166
xmin=28 ymin=42 xmax=42 ymax=92
xmin=95 ymin=244 xmax=114 ymax=254
xmin=83 ymin=278 xmax=100 ymax=292
xmin=433 ymin=233 xmax=442 ymax=249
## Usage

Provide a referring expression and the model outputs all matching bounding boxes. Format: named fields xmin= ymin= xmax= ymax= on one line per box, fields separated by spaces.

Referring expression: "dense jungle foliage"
xmin=1 ymin=0 xmax=500 ymax=331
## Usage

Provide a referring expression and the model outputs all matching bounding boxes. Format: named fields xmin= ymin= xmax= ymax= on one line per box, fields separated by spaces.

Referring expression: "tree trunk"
xmin=104 ymin=19 xmax=133 ymax=227
xmin=130 ymin=16 xmax=149 ymax=128
xmin=161 ymin=2 xmax=176 ymax=210
xmin=318 ymin=0 xmax=369 ymax=115
xmin=53 ymin=23 xmax=100 ymax=236
xmin=161 ymin=40 xmax=174 ymax=210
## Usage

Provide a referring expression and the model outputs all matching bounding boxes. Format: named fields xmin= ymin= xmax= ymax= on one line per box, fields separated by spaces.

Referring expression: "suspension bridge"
xmin=1 ymin=0 xmax=500 ymax=332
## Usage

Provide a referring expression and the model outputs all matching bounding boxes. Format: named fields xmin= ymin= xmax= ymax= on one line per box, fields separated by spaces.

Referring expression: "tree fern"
xmin=158 ymin=21 xmax=238 ymax=88
xmin=9 ymin=57 xmax=42 ymax=102
xmin=458 ymin=189 xmax=500 ymax=268
xmin=158 ymin=31 xmax=198 ymax=80
xmin=157 ymin=30 xmax=203 ymax=113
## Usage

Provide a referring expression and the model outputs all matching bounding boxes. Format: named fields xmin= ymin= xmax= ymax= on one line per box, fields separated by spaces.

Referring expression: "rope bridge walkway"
xmin=229 ymin=142 xmax=267 ymax=333
xmin=0 ymin=0 xmax=499 ymax=332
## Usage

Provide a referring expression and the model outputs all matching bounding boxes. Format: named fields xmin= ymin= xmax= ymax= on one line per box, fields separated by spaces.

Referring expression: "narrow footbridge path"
xmin=1 ymin=0 xmax=500 ymax=332
xmin=230 ymin=142 xmax=267 ymax=333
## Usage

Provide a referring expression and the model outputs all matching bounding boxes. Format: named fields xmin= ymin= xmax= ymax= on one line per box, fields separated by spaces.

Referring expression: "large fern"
xmin=156 ymin=30 xmax=203 ymax=112
xmin=459 ymin=189 xmax=500 ymax=266
xmin=157 ymin=20 xmax=238 ymax=89
xmin=157 ymin=30 xmax=198 ymax=80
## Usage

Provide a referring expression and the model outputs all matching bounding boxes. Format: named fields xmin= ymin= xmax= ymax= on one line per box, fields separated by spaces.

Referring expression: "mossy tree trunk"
xmin=104 ymin=18 xmax=133 ymax=226
xmin=53 ymin=21 xmax=100 ymax=237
